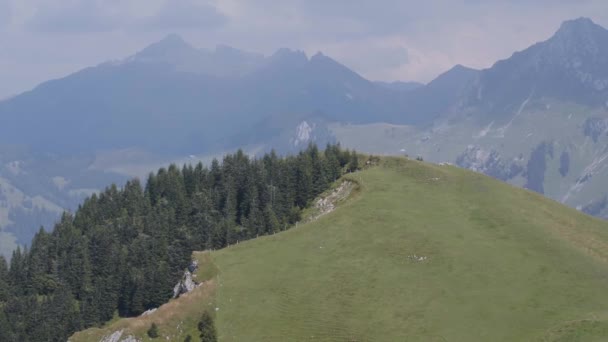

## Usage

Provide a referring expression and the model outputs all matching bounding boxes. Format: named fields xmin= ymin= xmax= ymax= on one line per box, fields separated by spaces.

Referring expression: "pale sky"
xmin=1 ymin=0 xmax=607 ymax=99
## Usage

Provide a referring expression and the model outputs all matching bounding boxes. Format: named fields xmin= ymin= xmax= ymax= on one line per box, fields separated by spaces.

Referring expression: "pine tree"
xmin=198 ymin=311 xmax=217 ymax=342
xmin=0 ymin=309 xmax=14 ymax=342
xmin=8 ymin=246 xmax=27 ymax=296
xmin=0 ymin=255 xmax=11 ymax=301
xmin=263 ymin=204 xmax=280 ymax=234
xmin=348 ymin=150 xmax=359 ymax=172
xmin=246 ymin=188 xmax=264 ymax=236
xmin=324 ymin=143 xmax=341 ymax=182
xmin=294 ymin=153 xmax=313 ymax=208
xmin=49 ymin=283 xmax=83 ymax=340
xmin=147 ymin=322 xmax=159 ymax=338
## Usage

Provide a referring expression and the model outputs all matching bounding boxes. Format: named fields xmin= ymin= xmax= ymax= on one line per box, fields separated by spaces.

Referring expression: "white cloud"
xmin=138 ymin=0 xmax=228 ymax=30
xmin=26 ymin=0 xmax=121 ymax=32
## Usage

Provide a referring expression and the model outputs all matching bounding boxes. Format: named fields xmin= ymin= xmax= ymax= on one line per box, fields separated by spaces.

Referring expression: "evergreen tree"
xmin=147 ymin=322 xmax=159 ymax=338
xmin=0 ymin=255 xmax=10 ymax=301
xmin=0 ymin=309 xmax=14 ymax=342
xmin=263 ymin=204 xmax=280 ymax=234
xmin=348 ymin=150 xmax=360 ymax=172
xmin=198 ymin=311 xmax=217 ymax=342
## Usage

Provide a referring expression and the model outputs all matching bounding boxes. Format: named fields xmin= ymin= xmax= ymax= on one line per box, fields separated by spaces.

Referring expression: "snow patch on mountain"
xmin=292 ymin=121 xmax=314 ymax=147
xmin=52 ymin=176 xmax=70 ymax=190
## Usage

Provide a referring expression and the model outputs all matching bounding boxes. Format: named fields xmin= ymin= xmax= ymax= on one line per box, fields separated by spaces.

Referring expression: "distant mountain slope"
xmin=466 ymin=17 xmax=608 ymax=114
xmin=0 ymin=34 xmax=470 ymax=156
xmin=333 ymin=17 xmax=608 ymax=219
xmin=402 ymin=64 xmax=479 ymax=123
xmin=0 ymin=39 xmax=431 ymax=156
xmin=72 ymin=157 xmax=608 ymax=341
xmin=0 ymin=149 xmax=129 ymax=257
xmin=127 ymin=34 xmax=265 ymax=77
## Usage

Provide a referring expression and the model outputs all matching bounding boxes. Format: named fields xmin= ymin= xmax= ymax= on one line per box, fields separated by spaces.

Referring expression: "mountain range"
xmin=336 ymin=17 xmax=608 ymax=216
xmin=1 ymin=17 xmax=607 ymax=257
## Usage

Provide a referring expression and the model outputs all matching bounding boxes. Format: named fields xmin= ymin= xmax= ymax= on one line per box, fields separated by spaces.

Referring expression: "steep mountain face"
xmin=467 ymin=17 xmax=608 ymax=114
xmin=334 ymin=17 xmax=608 ymax=219
xmin=239 ymin=51 xmax=407 ymax=124
xmin=402 ymin=64 xmax=479 ymax=123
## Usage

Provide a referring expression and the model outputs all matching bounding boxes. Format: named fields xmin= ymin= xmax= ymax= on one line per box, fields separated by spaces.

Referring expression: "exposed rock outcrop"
xmin=140 ymin=308 xmax=157 ymax=316
xmin=173 ymin=260 xmax=200 ymax=298
xmin=99 ymin=330 xmax=141 ymax=342
xmin=456 ymin=145 xmax=524 ymax=181
xmin=306 ymin=181 xmax=355 ymax=222
xmin=583 ymin=117 xmax=608 ymax=142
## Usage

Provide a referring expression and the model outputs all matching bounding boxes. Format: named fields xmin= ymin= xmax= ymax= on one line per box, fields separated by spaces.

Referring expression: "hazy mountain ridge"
xmin=334 ymin=18 xmax=608 ymax=218
xmin=466 ymin=17 xmax=608 ymax=114
xmin=124 ymin=33 xmax=266 ymax=77
xmin=0 ymin=42 xmax=418 ymax=156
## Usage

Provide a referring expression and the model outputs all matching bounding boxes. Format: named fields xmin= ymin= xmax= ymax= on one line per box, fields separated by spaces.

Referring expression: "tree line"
xmin=0 ymin=143 xmax=359 ymax=341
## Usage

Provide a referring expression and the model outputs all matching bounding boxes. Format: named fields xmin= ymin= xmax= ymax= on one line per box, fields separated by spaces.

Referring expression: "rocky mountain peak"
xmin=267 ymin=48 xmax=309 ymax=69
xmin=547 ymin=17 xmax=608 ymax=60
xmin=555 ymin=17 xmax=602 ymax=39
xmin=134 ymin=33 xmax=197 ymax=60
xmin=468 ymin=17 xmax=608 ymax=110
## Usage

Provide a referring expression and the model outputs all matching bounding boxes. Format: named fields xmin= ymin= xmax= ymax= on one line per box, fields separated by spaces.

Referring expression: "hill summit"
xmin=72 ymin=157 xmax=608 ymax=341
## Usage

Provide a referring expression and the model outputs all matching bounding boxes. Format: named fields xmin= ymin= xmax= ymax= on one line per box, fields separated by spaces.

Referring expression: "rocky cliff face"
xmin=456 ymin=146 xmax=524 ymax=182
xmin=583 ymin=117 xmax=608 ymax=142
xmin=173 ymin=260 xmax=200 ymax=298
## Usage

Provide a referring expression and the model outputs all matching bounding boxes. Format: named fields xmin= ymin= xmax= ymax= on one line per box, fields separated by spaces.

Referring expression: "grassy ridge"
xmin=72 ymin=157 xmax=608 ymax=341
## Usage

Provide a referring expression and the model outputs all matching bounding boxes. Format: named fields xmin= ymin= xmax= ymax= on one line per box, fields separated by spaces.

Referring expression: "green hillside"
xmin=72 ymin=157 xmax=608 ymax=341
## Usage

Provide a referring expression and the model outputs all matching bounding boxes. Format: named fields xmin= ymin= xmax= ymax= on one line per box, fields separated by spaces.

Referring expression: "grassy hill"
xmin=71 ymin=157 xmax=608 ymax=341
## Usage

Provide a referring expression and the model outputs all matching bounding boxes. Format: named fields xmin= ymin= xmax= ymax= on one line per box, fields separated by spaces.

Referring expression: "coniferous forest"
xmin=0 ymin=144 xmax=359 ymax=342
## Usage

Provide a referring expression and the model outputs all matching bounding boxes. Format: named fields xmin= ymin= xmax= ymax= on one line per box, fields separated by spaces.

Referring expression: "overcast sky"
xmin=1 ymin=0 xmax=607 ymax=99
